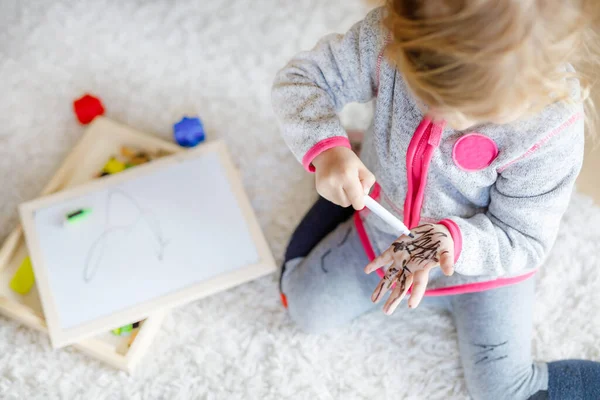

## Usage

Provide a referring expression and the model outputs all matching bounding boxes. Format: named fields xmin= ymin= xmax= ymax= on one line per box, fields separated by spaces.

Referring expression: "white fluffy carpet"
xmin=0 ymin=1 xmax=598 ymax=398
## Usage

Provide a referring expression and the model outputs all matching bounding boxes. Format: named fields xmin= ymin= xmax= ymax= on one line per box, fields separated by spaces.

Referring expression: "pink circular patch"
xmin=452 ymin=133 xmax=499 ymax=171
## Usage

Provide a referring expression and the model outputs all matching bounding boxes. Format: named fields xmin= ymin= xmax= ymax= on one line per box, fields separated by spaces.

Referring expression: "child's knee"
xmin=463 ymin=361 xmax=547 ymax=400
xmin=464 ymin=374 xmax=515 ymax=400
xmin=280 ymin=258 xmax=331 ymax=334
xmin=279 ymin=235 xmax=378 ymax=334
xmin=286 ymin=296 xmax=332 ymax=334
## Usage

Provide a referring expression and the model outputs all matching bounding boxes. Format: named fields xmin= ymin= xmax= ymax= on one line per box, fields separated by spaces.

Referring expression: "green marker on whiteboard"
xmin=64 ymin=208 xmax=92 ymax=226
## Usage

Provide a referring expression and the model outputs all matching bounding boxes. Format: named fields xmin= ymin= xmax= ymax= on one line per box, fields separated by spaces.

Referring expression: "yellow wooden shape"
xmin=10 ymin=256 xmax=35 ymax=295
xmin=103 ymin=157 xmax=126 ymax=174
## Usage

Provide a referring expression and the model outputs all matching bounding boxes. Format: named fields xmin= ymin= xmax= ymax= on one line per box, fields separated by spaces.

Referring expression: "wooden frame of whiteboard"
xmin=0 ymin=117 xmax=186 ymax=372
xmin=19 ymin=136 xmax=276 ymax=349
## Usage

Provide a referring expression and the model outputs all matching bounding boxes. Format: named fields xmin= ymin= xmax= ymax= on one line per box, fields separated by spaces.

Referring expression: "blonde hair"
xmin=383 ymin=0 xmax=600 ymax=133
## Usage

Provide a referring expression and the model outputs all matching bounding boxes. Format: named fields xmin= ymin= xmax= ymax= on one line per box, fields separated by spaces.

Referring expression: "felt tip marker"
xmin=64 ymin=208 xmax=92 ymax=226
xmin=363 ymin=195 xmax=414 ymax=238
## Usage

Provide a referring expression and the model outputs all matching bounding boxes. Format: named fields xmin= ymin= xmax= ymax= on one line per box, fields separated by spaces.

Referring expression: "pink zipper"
xmin=404 ymin=118 xmax=446 ymax=229
xmin=403 ymin=118 xmax=431 ymax=226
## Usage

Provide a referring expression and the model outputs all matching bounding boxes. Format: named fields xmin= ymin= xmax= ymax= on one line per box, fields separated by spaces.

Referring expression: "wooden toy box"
xmin=0 ymin=117 xmax=183 ymax=372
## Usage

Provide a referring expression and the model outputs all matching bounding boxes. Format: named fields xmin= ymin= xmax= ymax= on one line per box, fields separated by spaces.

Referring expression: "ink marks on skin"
xmin=372 ymin=224 xmax=449 ymax=310
xmin=372 ymin=280 xmax=386 ymax=303
xmin=392 ymin=241 xmax=408 ymax=254
xmin=320 ymin=227 xmax=352 ymax=274
xmin=408 ymin=225 xmax=447 ymax=266
xmin=383 ymin=272 xmax=413 ymax=315
xmin=393 ymin=225 xmax=447 ymax=270
xmin=385 ymin=273 xmax=407 ymax=306
xmin=372 ymin=265 xmax=400 ymax=302
xmin=472 ymin=341 xmax=509 ymax=365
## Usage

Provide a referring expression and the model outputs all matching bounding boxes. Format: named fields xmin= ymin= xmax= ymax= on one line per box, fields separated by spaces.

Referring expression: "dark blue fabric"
xmin=284 ymin=197 xmax=353 ymax=263
xmin=547 ymin=359 xmax=600 ymax=400
xmin=281 ymin=197 xmax=353 ymax=290
xmin=528 ymin=390 xmax=548 ymax=399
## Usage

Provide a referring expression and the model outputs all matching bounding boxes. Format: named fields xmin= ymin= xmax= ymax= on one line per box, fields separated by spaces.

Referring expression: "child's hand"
xmin=364 ymin=224 xmax=455 ymax=315
xmin=312 ymin=147 xmax=376 ymax=210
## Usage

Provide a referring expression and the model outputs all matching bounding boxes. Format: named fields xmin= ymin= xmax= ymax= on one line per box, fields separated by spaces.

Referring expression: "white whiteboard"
xmin=26 ymin=148 xmax=261 ymax=333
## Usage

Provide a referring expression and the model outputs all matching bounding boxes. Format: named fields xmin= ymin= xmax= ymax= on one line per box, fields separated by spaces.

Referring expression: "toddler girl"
xmin=272 ymin=1 xmax=600 ymax=399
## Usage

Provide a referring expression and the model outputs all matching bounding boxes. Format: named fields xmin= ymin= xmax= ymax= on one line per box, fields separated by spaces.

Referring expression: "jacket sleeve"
xmin=271 ymin=8 xmax=385 ymax=172
xmin=439 ymin=114 xmax=585 ymax=277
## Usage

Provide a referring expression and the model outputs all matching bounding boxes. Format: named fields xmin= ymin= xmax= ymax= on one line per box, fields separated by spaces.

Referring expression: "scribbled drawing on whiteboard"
xmin=83 ymin=189 xmax=170 ymax=283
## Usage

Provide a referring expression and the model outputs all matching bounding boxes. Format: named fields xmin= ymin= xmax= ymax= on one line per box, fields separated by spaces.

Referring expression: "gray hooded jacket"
xmin=272 ymin=8 xmax=584 ymax=292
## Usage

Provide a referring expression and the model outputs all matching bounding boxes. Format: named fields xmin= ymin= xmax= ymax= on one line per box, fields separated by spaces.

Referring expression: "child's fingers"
xmin=370 ymin=260 xmax=405 ymax=303
xmin=371 ymin=251 xmax=410 ymax=303
xmin=344 ymin=179 xmax=366 ymax=210
xmin=439 ymin=249 xmax=455 ymax=276
xmin=364 ymin=250 xmax=393 ymax=274
xmin=335 ymin=187 xmax=352 ymax=208
xmin=407 ymin=270 xmax=429 ymax=308
xmin=383 ymin=271 xmax=413 ymax=315
xmin=316 ymin=181 xmax=349 ymax=208
xmin=359 ymin=169 xmax=376 ymax=194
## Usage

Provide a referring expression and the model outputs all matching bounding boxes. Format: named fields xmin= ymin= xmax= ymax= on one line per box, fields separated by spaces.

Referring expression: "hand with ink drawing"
xmin=364 ymin=224 xmax=455 ymax=315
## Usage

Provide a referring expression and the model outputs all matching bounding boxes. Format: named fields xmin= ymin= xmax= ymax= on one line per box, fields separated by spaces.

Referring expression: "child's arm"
xmin=272 ymin=8 xmax=385 ymax=171
xmin=440 ymin=115 xmax=585 ymax=277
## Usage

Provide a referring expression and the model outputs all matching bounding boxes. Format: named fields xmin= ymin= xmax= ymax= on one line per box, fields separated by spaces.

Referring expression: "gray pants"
xmin=281 ymin=219 xmax=548 ymax=400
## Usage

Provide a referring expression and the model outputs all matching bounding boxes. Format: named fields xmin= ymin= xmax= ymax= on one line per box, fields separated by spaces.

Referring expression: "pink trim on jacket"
xmin=354 ymin=213 xmax=377 ymax=265
xmin=302 ymin=136 xmax=351 ymax=172
xmin=438 ymin=219 xmax=462 ymax=263
xmin=497 ymin=113 xmax=583 ymax=173
xmin=423 ymin=270 xmax=538 ymax=296
xmin=403 ymin=118 xmax=446 ymax=229
xmin=370 ymin=182 xmax=381 ymax=200
xmin=410 ymin=122 xmax=446 ymax=228
xmin=354 ymin=212 xmax=386 ymax=280
xmin=403 ymin=118 xmax=432 ymax=227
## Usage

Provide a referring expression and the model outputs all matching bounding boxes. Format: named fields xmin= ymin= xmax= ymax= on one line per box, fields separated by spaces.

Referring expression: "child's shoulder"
xmin=359 ymin=7 xmax=388 ymax=39
xmin=365 ymin=6 xmax=385 ymax=24
xmin=478 ymin=80 xmax=583 ymax=165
